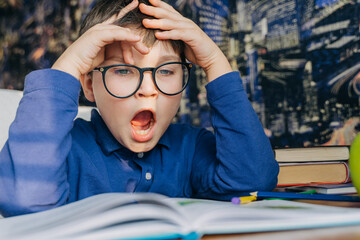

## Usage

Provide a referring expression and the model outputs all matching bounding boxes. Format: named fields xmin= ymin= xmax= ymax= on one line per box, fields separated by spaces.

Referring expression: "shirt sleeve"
xmin=191 ymin=71 xmax=279 ymax=200
xmin=0 ymin=69 xmax=81 ymax=217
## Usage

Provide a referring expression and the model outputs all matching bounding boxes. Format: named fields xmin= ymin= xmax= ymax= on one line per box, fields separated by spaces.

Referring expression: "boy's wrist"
xmin=52 ymin=59 xmax=81 ymax=81
xmin=51 ymin=64 xmax=80 ymax=80
xmin=204 ymin=52 xmax=233 ymax=82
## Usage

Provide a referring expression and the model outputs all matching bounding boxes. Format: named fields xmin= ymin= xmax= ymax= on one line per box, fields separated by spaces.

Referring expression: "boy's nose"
xmin=136 ymin=72 xmax=158 ymax=98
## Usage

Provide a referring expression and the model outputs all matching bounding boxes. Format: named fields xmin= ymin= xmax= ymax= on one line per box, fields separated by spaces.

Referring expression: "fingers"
xmin=88 ymin=24 xmax=150 ymax=65
xmin=103 ymin=0 xmax=139 ymax=24
xmin=139 ymin=1 xmax=178 ymax=20
xmin=89 ymin=24 xmax=140 ymax=42
xmin=53 ymin=0 xmax=152 ymax=80
xmin=140 ymin=0 xmax=194 ymax=36
xmin=140 ymin=3 xmax=191 ymax=40
xmin=53 ymin=24 xmax=149 ymax=78
xmin=121 ymin=42 xmax=135 ymax=65
xmin=142 ymin=18 xmax=174 ymax=31
xmin=90 ymin=25 xmax=149 ymax=60
xmin=86 ymin=25 xmax=141 ymax=54
xmin=148 ymin=0 xmax=176 ymax=12
xmin=117 ymin=0 xmax=139 ymax=19
xmin=154 ymin=29 xmax=184 ymax=41
xmin=121 ymin=40 xmax=151 ymax=65
xmin=132 ymin=41 xmax=150 ymax=55
xmin=141 ymin=13 xmax=197 ymax=44
xmin=96 ymin=0 xmax=146 ymax=66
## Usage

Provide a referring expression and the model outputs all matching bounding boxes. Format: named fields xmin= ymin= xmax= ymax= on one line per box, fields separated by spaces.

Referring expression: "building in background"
xmin=227 ymin=0 xmax=360 ymax=147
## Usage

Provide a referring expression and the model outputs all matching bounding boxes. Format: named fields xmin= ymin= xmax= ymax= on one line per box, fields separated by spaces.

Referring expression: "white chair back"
xmin=0 ymin=89 xmax=23 ymax=149
xmin=0 ymin=89 xmax=94 ymax=149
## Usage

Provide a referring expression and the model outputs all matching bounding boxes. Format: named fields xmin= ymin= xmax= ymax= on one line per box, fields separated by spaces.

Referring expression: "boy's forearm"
xmin=192 ymin=72 xmax=278 ymax=198
xmin=0 ymin=69 xmax=80 ymax=217
xmin=203 ymin=49 xmax=233 ymax=82
xmin=209 ymin=73 xmax=278 ymax=191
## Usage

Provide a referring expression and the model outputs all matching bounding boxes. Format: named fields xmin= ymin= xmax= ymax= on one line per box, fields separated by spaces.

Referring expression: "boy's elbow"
xmin=0 ymin=200 xmax=61 ymax=217
xmin=241 ymin=155 xmax=279 ymax=192
xmin=259 ymin=174 xmax=278 ymax=191
xmin=0 ymin=190 xmax=68 ymax=217
xmin=1 ymin=204 xmax=36 ymax=218
xmin=255 ymin=159 xmax=279 ymax=191
xmin=245 ymin=173 xmax=278 ymax=193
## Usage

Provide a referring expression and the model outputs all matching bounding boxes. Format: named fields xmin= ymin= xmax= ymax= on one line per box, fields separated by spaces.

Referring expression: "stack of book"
xmin=274 ymin=146 xmax=351 ymax=187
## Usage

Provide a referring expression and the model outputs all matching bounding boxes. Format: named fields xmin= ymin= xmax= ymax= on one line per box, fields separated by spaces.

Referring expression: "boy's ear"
xmin=80 ymin=74 xmax=95 ymax=102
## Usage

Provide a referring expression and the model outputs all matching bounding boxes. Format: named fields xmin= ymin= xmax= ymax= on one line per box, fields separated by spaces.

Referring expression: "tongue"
xmin=131 ymin=111 xmax=152 ymax=128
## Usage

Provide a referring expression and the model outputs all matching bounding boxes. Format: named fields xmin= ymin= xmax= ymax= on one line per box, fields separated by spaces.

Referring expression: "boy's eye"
xmin=157 ymin=68 xmax=175 ymax=76
xmin=113 ymin=68 xmax=133 ymax=75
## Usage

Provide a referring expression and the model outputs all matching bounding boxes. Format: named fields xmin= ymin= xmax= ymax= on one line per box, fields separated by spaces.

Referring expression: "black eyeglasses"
xmin=93 ymin=62 xmax=192 ymax=98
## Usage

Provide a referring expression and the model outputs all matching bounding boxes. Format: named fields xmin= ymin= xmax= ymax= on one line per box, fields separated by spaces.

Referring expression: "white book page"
xmin=0 ymin=193 xmax=188 ymax=239
xmin=166 ymin=198 xmax=360 ymax=235
xmin=9 ymin=204 xmax=189 ymax=240
xmin=2 ymin=194 xmax=360 ymax=239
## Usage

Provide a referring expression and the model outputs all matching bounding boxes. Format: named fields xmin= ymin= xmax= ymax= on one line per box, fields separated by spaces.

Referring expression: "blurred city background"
xmin=1 ymin=0 xmax=359 ymax=148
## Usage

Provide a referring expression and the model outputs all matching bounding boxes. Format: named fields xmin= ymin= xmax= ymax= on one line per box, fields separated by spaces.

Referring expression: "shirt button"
xmin=145 ymin=172 xmax=152 ymax=180
xmin=137 ymin=152 xmax=144 ymax=158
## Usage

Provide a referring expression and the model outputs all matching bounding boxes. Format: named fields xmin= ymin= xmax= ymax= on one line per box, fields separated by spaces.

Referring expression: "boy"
xmin=0 ymin=0 xmax=279 ymax=217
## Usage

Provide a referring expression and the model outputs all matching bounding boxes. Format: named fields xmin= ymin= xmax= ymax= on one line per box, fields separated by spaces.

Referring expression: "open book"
xmin=1 ymin=192 xmax=360 ymax=240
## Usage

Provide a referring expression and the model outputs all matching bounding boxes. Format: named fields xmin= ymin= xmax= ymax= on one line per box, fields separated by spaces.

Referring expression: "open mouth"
xmin=130 ymin=110 xmax=156 ymax=141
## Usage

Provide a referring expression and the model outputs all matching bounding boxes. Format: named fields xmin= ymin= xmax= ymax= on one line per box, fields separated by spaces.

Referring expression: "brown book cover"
xmin=274 ymin=146 xmax=350 ymax=163
xmin=277 ymin=161 xmax=350 ymax=186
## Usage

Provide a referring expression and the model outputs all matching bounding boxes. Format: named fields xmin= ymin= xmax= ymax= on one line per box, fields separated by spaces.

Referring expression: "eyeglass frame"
xmin=93 ymin=61 xmax=192 ymax=99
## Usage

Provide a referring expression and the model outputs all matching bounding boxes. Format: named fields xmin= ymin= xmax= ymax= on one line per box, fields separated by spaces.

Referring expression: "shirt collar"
xmin=157 ymin=127 xmax=171 ymax=149
xmin=91 ymin=109 xmax=171 ymax=155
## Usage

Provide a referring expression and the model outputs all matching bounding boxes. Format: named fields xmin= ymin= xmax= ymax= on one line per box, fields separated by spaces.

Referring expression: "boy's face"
xmin=84 ymin=39 xmax=183 ymax=153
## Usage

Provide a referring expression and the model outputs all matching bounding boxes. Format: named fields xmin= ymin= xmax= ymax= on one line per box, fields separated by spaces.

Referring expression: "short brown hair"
xmin=79 ymin=0 xmax=185 ymax=60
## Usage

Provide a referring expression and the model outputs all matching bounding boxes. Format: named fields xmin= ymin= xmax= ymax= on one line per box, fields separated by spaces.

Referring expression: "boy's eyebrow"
xmin=158 ymin=54 xmax=182 ymax=62
xmin=103 ymin=54 xmax=181 ymax=66
xmin=104 ymin=56 xmax=126 ymax=64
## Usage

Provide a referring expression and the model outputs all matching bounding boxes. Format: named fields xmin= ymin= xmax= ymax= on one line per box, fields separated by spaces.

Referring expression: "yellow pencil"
xmin=231 ymin=195 xmax=257 ymax=205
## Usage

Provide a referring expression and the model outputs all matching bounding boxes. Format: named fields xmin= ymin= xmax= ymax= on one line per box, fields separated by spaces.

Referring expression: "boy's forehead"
xmin=104 ymin=40 xmax=180 ymax=60
xmin=152 ymin=40 xmax=180 ymax=55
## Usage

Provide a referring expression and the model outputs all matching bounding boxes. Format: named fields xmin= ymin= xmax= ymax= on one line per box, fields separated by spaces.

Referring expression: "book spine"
xmin=344 ymin=161 xmax=351 ymax=183
xmin=277 ymin=180 xmax=351 ymax=187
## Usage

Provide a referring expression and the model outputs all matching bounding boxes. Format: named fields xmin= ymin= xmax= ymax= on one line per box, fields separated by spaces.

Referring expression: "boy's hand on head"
xmin=140 ymin=0 xmax=232 ymax=82
xmin=52 ymin=0 xmax=149 ymax=80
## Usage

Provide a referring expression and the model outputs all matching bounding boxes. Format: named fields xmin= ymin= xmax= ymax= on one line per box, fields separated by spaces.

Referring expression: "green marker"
xmin=350 ymin=133 xmax=360 ymax=196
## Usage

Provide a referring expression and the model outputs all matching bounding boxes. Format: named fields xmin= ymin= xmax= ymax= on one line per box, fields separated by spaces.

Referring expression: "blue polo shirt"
xmin=0 ymin=69 xmax=279 ymax=217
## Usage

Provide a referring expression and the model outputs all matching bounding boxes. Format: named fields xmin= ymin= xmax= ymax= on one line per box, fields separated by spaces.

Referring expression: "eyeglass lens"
xmin=104 ymin=63 xmax=189 ymax=98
